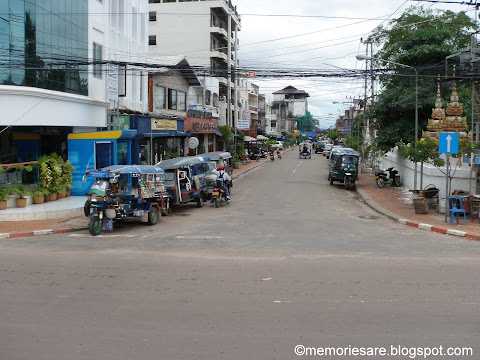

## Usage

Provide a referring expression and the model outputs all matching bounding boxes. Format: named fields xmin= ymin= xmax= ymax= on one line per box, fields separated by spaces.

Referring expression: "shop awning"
xmin=244 ymin=136 xmax=257 ymax=142
xmin=257 ymin=135 xmax=269 ymax=141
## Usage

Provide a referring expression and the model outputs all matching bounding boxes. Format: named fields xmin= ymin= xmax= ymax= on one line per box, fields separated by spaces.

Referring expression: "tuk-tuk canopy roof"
xmin=196 ymin=151 xmax=232 ymax=161
xmin=98 ymin=165 xmax=166 ymax=175
xmin=155 ymin=156 xmax=207 ymax=170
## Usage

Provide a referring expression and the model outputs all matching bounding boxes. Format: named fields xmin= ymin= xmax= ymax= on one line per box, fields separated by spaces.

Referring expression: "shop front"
xmin=68 ymin=129 xmax=137 ymax=196
xmin=130 ymin=114 xmax=190 ymax=164
xmin=183 ymin=117 xmax=218 ymax=155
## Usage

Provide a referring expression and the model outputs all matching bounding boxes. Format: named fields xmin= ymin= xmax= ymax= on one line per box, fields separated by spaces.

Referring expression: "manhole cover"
xmin=358 ymin=215 xmax=379 ymax=220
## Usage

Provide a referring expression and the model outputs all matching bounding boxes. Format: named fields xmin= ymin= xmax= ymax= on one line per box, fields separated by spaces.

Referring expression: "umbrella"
xmin=256 ymin=135 xmax=268 ymax=141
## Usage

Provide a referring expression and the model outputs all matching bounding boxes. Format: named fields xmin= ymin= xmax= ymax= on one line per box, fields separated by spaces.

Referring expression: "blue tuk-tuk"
xmin=197 ymin=151 xmax=233 ymax=176
xmin=84 ymin=165 xmax=167 ymax=236
xmin=155 ymin=156 xmax=209 ymax=209
xmin=299 ymin=142 xmax=312 ymax=159
xmin=328 ymin=150 xmax=359 ymax=190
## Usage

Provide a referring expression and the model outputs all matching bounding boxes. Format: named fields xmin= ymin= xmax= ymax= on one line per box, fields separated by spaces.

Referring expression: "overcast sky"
xmin=235 ymin=0 xmax=475 ymax=128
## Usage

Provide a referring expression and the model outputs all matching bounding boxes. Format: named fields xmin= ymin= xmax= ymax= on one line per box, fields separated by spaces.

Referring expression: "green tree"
xmin=367 ymin=6 xmax=475 ymax=151
xmin=326 ymin=130 xmax=341 ymax=144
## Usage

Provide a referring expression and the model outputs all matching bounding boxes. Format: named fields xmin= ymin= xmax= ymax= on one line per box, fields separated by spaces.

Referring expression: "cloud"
xmin=236 ymin=0 xmax=471 ymax=120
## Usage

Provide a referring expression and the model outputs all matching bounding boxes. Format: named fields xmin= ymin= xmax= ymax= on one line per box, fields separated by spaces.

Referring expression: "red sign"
xmin=248 ymin=71 xmax=256 ymax=78
xmin=184 ymin=118 xmax=218 ymax=133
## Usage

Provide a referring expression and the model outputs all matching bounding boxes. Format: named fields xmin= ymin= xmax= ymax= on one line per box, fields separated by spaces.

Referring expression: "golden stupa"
xmin=422 ymin=76 xmax=471 ymax=141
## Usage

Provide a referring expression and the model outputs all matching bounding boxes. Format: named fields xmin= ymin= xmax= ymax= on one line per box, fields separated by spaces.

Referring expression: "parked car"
xmin=323 ymin=144 xmax=333 ymax=157
xmin=315 ymin=141 xmax=326 ymax=153
xmin=325 ymin=145 xmax=344 ymax=159
xmin=271 ymin=141 xmax=284 ymax=150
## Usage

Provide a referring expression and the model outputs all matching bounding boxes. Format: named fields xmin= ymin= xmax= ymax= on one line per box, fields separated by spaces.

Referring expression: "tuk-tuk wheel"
xmin=344 ymin=179 xmax=350 ymax=190
xmin=162 ymin=200 xmax=170 ymax=216
xmin=330 ymin=177 xmax=334 ymax=186
xmin=84 ymin=201 xmax=91 ymax=217
xmin=147 ymin=207 xmax=159 ymax=225
xmin=196 ymin=193 xmax=204 ymax=208
xmin=88 ymin=216 xmax=102 ymax=236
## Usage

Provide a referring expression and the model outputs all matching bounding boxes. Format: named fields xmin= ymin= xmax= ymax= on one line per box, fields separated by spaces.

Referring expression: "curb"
xmin=0 ymin=227 xmax=84 ymax=239
xmin=356 ymin=186 xmax=480 ymax=241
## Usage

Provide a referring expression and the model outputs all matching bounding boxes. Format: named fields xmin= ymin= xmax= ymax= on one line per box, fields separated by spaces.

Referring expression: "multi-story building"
xmin=272 ymin=86 xmax=310 ymax=134
xmin=247 ymin=82 xmax=259 ymax=136
xmin=0 ymin=0 xmax=148 ymax=163
xmin=258 ymin=94 xmax=272 ymax=135
xmin=148 ymin=0 xmax=241 ymax=129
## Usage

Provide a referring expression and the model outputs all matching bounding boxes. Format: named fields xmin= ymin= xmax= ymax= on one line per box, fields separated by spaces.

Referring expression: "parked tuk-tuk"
xmin=299 ymin=142 xmax=312 ymax=159
xmin=155 ymin=156 xmax=209 ymax=208
xmin=83 ymin=165 xmax=167 ymax=236
xmin=197 ymin=151 xmax=233 ymax=176
xmin=328 ymin=150 xmax=359 ymax=190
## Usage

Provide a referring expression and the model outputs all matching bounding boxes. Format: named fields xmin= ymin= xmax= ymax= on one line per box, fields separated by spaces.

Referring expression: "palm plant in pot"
xmin=10 ymin=184 xmax=31 ymax=208
xmin=61 ymin=160 xmax=75 ymax=197
xmin=0 ymin=185 xmax=10 ymax=210
xmin=50 ymin=153 xmax=65 ymax=198
xmin=32 ymin=185 xmax=47 ymax=204
xmin=37 ymin=155 xmax=54 ymax=201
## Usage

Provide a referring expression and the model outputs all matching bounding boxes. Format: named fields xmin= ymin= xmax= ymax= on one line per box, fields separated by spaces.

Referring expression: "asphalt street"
xmin=1 ymin=150 xmax=479 ymax=360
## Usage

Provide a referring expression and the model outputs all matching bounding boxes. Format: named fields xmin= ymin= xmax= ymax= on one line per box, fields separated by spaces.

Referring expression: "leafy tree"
xmin=367 ymin=7 xmax=475 ymax=151
xmin=326 ymin=130 xmax=341 ymax=144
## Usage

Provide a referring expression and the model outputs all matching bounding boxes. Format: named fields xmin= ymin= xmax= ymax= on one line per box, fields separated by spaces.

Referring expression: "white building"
xmin=271 ymin=86 xmax=310 ymax=134
xmin=0 ymin=0 xmax=148 ymax=162
xmin=148 ymin=0 xmax=241 ymax=128
xmin=259 ymin=94 xmax=273 ymax=135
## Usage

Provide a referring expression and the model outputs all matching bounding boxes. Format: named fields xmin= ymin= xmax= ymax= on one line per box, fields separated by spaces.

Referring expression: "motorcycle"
xmin=270 ymin=151 xmax=275 ymax=161
xmin=276 ymin=150 xmax=282 ymax=159
xmin=211 ymin=179 xmax=231 ymax=208
xmin=375 ymin=167 xmax=400 ymax=188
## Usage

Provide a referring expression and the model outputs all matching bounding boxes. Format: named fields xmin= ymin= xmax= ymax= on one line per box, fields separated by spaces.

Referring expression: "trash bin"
xmin=394 ymin=174 xmax=401 ymax=186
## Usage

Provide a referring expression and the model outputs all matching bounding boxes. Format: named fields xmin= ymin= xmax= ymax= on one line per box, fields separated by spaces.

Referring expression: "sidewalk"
xmin=0 ymin=149 xmax=277 ymax=239
xmin=356 ymin=172 xmax=480 ymax=241
xmin=2 ymin=149 xmax=480 ymax=240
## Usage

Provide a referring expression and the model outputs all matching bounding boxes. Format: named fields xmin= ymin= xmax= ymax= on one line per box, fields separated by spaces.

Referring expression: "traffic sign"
xmin=439 ymin=132 xmax=459 ymax=154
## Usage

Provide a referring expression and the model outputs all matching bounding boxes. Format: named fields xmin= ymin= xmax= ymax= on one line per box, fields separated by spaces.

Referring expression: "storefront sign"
xmin=151 ymin=118 xmax=177 ymax=131
xmin=187 ymin=108 xmax=213 ymax=120
xmin=237 ymin=109 xmax=251 ymax=130
xmin=184 ymin=118 xmax=218 ymax=133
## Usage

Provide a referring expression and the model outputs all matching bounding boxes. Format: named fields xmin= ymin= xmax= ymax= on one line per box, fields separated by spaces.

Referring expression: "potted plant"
xmin=48 ymin=186 xmax=59 ymax=201
xmin=10 ymin=184 xmax=31 ymax=208
xmin=0 ymin=185 xmax=10 ymax=210
xmin=61 ymin=160 xmax=75 ymax=197
xmin=32 ymin=185 xmax=47 ymax=204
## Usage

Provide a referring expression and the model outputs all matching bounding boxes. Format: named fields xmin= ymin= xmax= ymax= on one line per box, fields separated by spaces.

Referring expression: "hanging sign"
xmin=188 ymin=137 xmax=199 ymax=149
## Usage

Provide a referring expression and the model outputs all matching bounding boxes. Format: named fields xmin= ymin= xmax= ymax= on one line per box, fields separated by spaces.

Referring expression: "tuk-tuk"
xmin=197 ymin=151 xmax=233 ymax=176
xmin=84 ymin=165 xmax=167 ymax=236
xmin=328 ymin=150 xmax=359 ymax=190
xmin=299 ymin=142 xmax=312 ymax=159
xmin=155 ymin=156 xmax=209 ymax=208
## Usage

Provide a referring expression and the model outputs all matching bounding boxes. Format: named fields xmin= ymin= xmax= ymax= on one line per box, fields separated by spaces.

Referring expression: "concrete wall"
xmin=377 ymin=148 xmax=478 ymax=210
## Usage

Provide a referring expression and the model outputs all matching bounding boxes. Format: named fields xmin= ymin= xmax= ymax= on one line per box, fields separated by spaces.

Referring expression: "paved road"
xmin=1 ymin=150 xmax=479 ymax=359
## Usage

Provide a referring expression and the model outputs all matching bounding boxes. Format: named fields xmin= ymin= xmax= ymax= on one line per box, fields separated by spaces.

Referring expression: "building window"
xmin=149 ymin=0 xmax=161 ymax=3
xmin=177 ymin=91 xmax=186 ymax=111
xmin=149 ymin=35 xmax=156 ymax=45
xmin=168 ymin=89 xmax=177 ymax=110
xmin=149 ymin=11 xmax=156 ymax=21
xmin=93 ymin=43 xmax=102 ymax=78
xmin=155 ymin=85 xmax=166 ymax=109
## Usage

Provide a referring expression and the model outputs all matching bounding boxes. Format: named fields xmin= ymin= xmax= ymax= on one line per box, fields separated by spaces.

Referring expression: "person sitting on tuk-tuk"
xmin=302 ymin=144 xmax=308 ymax=153
xmin=210 ymin=165 xmax=231 ymax=205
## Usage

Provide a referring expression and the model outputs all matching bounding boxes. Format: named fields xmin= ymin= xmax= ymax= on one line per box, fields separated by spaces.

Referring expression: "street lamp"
xmin=356 ymin=54 xmax=419 ymax=190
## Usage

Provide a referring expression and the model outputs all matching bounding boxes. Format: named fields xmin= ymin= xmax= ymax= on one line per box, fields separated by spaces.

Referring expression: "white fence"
xmin=375 ymin=148 xmax=478 ymax=212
